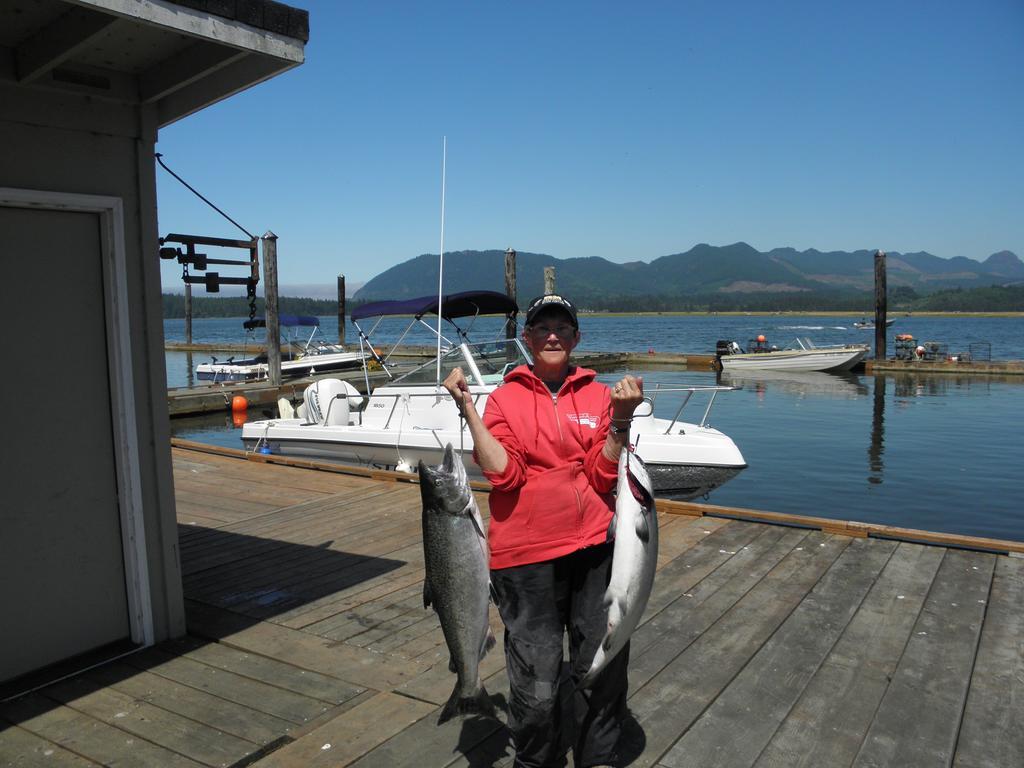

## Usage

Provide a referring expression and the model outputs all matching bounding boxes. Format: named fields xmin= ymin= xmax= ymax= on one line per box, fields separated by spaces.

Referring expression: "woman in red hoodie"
xmin=443 ymin=293 xmax=643 ymax=768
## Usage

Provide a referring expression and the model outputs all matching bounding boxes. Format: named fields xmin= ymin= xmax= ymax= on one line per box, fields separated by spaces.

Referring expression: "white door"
xmin=0 ymin=205 xmax=131 ymax=683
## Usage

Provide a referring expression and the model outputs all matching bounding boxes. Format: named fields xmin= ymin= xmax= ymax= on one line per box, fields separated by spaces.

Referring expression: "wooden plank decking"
xmin=2 ymin=446 xmax=1022 ymax=767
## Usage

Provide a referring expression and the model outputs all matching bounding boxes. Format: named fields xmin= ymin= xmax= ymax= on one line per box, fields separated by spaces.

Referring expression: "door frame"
xmin=0 ymin=187 xmax=154 ymax=649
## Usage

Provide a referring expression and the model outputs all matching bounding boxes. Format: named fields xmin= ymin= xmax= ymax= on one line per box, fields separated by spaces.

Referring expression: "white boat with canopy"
xmin=242 ymin=290 xmax=747 ymax=499
xmin=195 ymin=314 xmax=365 ymax=382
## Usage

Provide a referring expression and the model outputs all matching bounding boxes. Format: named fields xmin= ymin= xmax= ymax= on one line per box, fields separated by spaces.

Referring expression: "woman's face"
xmin=523 ymin=308 xmax=579 ymax=370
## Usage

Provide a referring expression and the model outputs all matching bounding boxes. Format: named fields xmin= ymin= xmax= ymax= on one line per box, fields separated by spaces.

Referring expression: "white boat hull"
xmin=720 ymin=345 xmax=868 ymax=373
xmin=242 ymin=397 xmax=746 ymax=500
xmin=241 ymin=338 xmax=747 ymax=500
xmin=196 ymin=351 xmax=365 ymax=381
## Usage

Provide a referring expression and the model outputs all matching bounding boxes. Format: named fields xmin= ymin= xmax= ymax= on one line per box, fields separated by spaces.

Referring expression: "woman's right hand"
xmin=443 ymin=367 xmax=473 ymax=415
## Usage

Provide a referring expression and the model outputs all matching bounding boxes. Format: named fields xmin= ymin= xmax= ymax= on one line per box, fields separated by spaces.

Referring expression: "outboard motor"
xmin=715 ymin=340 xmax=744 ymax=371
xmin=302 ymin=379 xmax=363 ymax=426
xmin=716 ymin=339 xmax=735 ymax=358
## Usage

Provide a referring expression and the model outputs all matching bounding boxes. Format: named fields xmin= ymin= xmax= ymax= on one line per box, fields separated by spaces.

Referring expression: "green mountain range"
xmin=353 ymin=243 xmax=1024 ymax=306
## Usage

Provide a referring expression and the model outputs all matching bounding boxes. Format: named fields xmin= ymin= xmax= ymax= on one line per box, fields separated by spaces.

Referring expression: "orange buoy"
xmin=756 ymin=334 xmax=766 ymax=343
xmin=231 ymin=395 xmax=248 ymax=413
xmin=231 ymin=411 xmax=247 ymax=428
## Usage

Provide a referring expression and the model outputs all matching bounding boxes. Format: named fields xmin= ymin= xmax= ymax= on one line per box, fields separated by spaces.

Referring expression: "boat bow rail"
xmin=634 ymin=384 xmax=737 ymax=434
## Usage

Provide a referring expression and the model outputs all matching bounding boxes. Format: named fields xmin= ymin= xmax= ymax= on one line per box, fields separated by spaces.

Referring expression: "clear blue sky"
xmin=156 ymin=0 xmax=1023 ymax=292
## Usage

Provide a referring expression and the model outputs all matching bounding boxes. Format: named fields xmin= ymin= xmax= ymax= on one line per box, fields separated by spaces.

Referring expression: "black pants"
xmin=491 ymin=543 xmax=629 ymax=768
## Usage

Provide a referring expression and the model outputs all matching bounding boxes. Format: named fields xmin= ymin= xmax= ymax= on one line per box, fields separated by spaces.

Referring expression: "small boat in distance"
xmin=195 ymin=314 xmax=365 ymax=382
xmin=853 ymin=317 xmax=896 ymax=330
xmin=716 ymin=336 xmax=869 ymax=373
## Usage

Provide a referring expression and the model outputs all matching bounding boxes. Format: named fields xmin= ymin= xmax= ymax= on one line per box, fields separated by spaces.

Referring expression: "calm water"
xmin=166 ymin=315 xmax=1024 ymax=542
xmin=165 ymin=313 xmax=1023 ymax=389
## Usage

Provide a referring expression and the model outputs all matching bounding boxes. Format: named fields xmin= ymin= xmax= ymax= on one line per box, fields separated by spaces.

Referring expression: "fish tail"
xmin=438 ymin=681 xmax=497 ymax=724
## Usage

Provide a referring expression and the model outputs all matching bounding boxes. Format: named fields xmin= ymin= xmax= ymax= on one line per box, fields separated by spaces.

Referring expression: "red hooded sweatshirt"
xmin=476 ymin=364 xmax=618 ymax=569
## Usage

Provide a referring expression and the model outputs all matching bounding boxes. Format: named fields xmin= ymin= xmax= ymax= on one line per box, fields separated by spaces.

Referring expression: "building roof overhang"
xmin=0 ymin=0 xmax=308 ymax=127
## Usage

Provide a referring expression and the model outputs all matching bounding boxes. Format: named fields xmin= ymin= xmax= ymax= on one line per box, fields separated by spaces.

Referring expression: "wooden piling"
xmin=504 ymin=247 xmax=516 ymax=339
xmin=874 ymin=249 xmax=887 ymax=360
xmin=337 ymin=274 xmax=346 ymax=345
xmin=544 ymin=265 xmax=556 ymax=293
xmin=261 ymin=231 xmax=281 ymax=386
xmin=184 ymin=282 xmax=192 ymax=345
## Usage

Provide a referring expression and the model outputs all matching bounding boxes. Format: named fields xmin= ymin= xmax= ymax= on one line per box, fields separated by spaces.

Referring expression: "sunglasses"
xmin=527 ymin=323 xmax=576 ymax=338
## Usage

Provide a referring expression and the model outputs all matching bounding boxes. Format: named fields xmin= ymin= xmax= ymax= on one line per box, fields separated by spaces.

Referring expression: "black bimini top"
xmin=351 ymin=290 xmax=518 ymax=322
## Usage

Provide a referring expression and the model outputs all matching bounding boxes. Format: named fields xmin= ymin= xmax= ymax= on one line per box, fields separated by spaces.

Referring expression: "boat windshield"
xmin=391 ymin=338 xmax=532 ymax=386
xmin=283 ymin=325 xmax=344 ymax=359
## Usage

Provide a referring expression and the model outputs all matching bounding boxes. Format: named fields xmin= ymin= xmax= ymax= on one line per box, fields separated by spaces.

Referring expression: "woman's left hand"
xmin=610 ymin=375 xmax=644 ymax=420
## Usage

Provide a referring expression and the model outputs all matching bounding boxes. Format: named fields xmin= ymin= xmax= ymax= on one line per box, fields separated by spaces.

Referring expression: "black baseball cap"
xmin=524 ymin=294 xmax=579 ymax=329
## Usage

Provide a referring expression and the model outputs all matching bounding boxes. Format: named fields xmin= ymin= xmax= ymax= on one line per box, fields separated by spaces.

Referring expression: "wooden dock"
xmin=166 ymin=351 xmax=716 ymax=419
xmin=866 ymin=358 xmax=1024 ymax=375
xmin=2 ymin=446 xmax=1022 ymax=767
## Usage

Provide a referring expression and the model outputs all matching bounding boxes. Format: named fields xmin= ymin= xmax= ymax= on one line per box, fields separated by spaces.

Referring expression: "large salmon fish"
xmin=419 ymin=443 xmax=497 ymax=723
xmin=581 ymin=446 xmax=658 ymax=688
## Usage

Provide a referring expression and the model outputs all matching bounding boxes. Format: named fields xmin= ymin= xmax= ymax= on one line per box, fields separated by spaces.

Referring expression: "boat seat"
xmin=277 ymin=397 xmax=295 ymax=419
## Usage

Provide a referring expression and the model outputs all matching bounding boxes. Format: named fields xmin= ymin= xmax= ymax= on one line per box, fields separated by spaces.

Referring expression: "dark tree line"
xmin=162 ymin=284 xmax=1024 ymax=318
xmin=161 ymin=294 xmax=341 ymax=319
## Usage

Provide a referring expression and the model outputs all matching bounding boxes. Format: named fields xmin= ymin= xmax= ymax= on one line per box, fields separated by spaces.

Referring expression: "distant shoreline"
xmin=578 ymin=310 xmax=1024 ymax=318
xmin=163 ymin=310 xmax=1024 ymax=321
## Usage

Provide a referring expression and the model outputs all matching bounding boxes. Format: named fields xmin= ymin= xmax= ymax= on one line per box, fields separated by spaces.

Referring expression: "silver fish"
xmin=581 ymin=446 xmax=658 ymax=688
xmin=419 ymin=443 xmax=497 ymax=723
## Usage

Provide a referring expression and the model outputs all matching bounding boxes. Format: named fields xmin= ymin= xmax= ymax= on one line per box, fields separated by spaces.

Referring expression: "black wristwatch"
xmin=608 ymin=423 xmax=629 ymax=435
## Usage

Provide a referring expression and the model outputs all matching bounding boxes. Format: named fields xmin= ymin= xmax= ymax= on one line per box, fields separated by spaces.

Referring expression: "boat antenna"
xmin=436 ymin=136 xmax=447 ymax=386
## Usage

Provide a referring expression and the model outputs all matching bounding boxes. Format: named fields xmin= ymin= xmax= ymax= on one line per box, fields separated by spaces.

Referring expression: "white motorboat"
xmin=853 ymin=317 xmax=896 ymax=330
xmin=242 ymin=291 xmax=747 ymax=499
xmin=196 ymin=314 xmax=365 ymax=382
xmin=716 ymin=336 xmax=869 ymax=373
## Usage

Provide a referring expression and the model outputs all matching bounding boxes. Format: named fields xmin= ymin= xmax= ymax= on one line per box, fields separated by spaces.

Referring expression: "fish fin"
xmin=470 ymin=504 xmax=486 ymax=540
xmin=481 ymin=627 xmax=496 ymax=660
xmin=606 ymin=512 xmax=618 ymax=543
xmin=580 ymin=649 xmax=606 ymax=690
xmin=634 ymin=508 xmax=651 ymax=543
xmin=472 ymin=505 xmax=491 ymax=564
xmin=423 ymin=582 xmax=433 ymax=609
xmin=438 ymin=682 xmax=498 ymax=724
xmin=448 ymin=656 xmax=457 ymax=673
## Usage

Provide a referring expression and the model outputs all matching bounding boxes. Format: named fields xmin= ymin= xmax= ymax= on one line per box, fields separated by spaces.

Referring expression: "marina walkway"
xmin=2 ymin=446 xmax=1022 ymax=767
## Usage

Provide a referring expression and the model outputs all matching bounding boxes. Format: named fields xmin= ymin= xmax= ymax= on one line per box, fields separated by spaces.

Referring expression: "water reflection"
xmin=718 ymin=369 xmax=867 ymax=399
xmin=868 ymin=375 xmax=885 ymax=485
xmin=891 ymin=372 xmax=996 ymax=398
